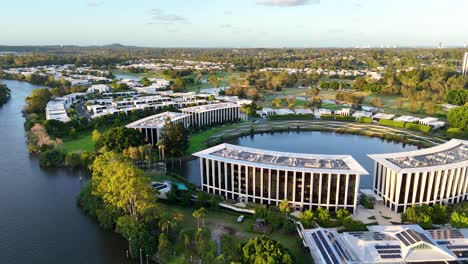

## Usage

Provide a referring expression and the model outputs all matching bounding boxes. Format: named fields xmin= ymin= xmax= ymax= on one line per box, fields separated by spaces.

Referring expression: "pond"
xmin=172 ymin=131 xmax=419 ymax=188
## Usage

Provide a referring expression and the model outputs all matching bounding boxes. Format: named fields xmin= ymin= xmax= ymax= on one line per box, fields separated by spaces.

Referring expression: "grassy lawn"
xmin=321 ymin=102 xmax=345 ymax=110
xmin=187 ymin=125 xmax=237 ymax=154
xmin=62 ymin=133 xmax=94 ymax=153
xmin=164 ymin=203 xmax=312 ymax=264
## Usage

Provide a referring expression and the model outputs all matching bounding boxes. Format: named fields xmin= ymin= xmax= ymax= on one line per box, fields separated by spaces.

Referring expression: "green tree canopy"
xmin=242 ymin=236 xmax=294 ymax=264
xmin=101 ymin=127 xmax=145 ymax=152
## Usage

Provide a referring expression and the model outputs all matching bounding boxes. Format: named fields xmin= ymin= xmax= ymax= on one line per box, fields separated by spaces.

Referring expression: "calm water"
xmin=176 ymin=131 xmax=419 ymax=188
xmin=0 ymin=80 xmax=130 ymax=264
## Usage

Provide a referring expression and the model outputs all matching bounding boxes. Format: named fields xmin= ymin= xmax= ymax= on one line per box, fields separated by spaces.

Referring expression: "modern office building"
xmin=126 ymin=111 xmax=191 ymax=146
xmin=180 ymin=103 xmax=241 ymax=127
xmin=463 ymin=52 xmax=468 ymax=76
xmin=193 ymin=144 xmax=368 ymax=212
xmin=300 ymin=224 xmax=468 ymax=264
xmin=368 ymin=139 xmax=468 ymax=213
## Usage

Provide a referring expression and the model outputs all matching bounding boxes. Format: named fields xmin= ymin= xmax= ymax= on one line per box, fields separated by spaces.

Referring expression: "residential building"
xmin=463 ymin=52 xmax=468 ymax=76
xmin=86 ymin=84 xmax=110 ymax=93
xmin=368 ymin=139 xmax=468 ymax=213
xmin=193 ymin=144 xmax=368 ymax=212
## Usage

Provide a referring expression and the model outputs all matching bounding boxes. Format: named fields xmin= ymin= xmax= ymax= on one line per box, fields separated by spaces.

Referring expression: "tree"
xmin=300 ymin=210 xmax=314 ymax=227
xmin=157 ymin=233 xmax=171 ymax=263
xmin=171 ymin=77 xmax=186 ymax=92
xmin=0 ymin=84 xmax=11 ymax=106
xmin=160 ymin=118 xmax=189 ymax=161
xmin=65 ymin=152 xmax=81 ymax=168
xmin=316 ymin=207 xmax=330 ymax=223
xmin=91 ymin=152 xmax=158 ymax=220
xmin=371 ymin=97 xmax=383 ymax=108
xmin=24 ymin=88 xmax=52 ymax=115
xmin=39 ymin=148 xmax=65 ymax=168
xmin=447 ymin=106 xmax=467 ymax=131
xmin=445 ymin=89 xmax=468 ymax=106
xmin=284 ymin=96 xmax=296 ymax=109
xmin=101 ymin=127 xmax=145 ymax=152
xmin=193 ymin=207 xmax=207 ymax=228
xmin=306 ymin=87 xmax=320 ymax=97
xmin=159 ymin=213 xmax=172 ymax=235
xmin=396 ymin=98 xmax=405 ymax=111
xmin=451 ymin=212 xmax=468 ymax=228
xmin=279 ymin=199 xmax=291 ymax=216
xmin=336 ymin=209 xmax=350 ymax=224
xmin=208 ymin=74 xmax=219 ymax=88
xmin=242 ymin=236 xmax=294 ymax=264
xmin=272 ymin=98 xmax=282 ymax=108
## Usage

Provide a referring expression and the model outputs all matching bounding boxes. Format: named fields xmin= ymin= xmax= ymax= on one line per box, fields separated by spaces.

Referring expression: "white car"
xmin=237 ymin=215 xmax=245 ymax=223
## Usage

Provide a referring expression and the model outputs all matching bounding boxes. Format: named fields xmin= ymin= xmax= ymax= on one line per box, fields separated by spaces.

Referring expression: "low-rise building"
xmin=372 ymin=113 xmax=395 ymax=121
xmin=180 ymin=103 xmax=240 ymax=127
xmin=301 ymin=224 xmax=468 ymax=264
xmin=394 ymin=115 xmax=420 ymax=123
xmin=419 ymin=117 xmax=446 ymax=129
xmin=87 ymin=84 xmax=110 ymax=93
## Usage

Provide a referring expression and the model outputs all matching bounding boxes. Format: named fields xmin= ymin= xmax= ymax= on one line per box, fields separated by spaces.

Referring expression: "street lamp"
xmin=140 ymin=248 xmax=143 ymax=264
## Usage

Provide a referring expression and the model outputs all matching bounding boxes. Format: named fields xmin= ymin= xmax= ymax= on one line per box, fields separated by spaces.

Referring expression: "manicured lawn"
xmin=187 ymin=125 xmax=236 ymax=154
xmin=63 ymin=133 xmax=94 ymax=153
xmin=321 ymin=102 xmax=345 ymax=110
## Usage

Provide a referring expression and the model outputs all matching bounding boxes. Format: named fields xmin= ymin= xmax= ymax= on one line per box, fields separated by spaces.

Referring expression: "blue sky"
xmin=1 ymin=0 xmax=468 ymax=47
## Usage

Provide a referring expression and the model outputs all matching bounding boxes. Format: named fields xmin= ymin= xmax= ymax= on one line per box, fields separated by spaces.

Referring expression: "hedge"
xmin=268 ymin=114 xmax=315 ymax=120
xmin=404 ymin=123 xmax=431 ymax=133
xmin=320 ymin=114 xmax=335 ymax=119
xmin=335 ymin=115 xmax=356 ymax=121
xmin=378 ymin=119 xmax=405 ymax=128
xmin=359 ymin=117 xmax=373 ymax=123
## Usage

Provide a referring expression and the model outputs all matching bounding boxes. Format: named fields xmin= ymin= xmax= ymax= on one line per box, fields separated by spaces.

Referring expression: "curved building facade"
xmin=368 ymin=139 xmax=468 ymax=213
xmin=194 ymin=144 xmax=368 ymax=212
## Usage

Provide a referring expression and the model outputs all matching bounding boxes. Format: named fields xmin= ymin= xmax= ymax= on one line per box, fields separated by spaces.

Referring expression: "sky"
xmin=1 ymin=0 xmax=468 ymax=48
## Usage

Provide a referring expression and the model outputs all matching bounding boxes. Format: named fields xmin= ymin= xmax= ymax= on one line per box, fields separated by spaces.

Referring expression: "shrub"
xmin=359 ymin=117 xmax=373 ymax=123
xmin=39 ymin=148 xmax=65 ymax=168
xmin=378 ymin=119 xmax=405 ymax=128
xmin=404 ymin=123 xmax=431 ymax=133
xmin=320 ymin=114 xmax=335 ymax=119
xmin=447 ymin=127 xmax=463 ymax=138
xmin=335 ymin=115 xmax=356 ymax=121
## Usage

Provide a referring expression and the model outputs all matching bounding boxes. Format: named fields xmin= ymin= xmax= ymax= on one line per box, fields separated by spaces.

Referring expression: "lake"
xmin=173 ymin=131 xmax=418 ymax=188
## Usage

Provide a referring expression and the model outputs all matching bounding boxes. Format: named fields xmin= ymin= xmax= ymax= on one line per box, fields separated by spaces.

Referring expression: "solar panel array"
xmin=396 ymin=229 xmax=434 ymax=246
xmin=447 ymin=245 xmax=468 ymax=250
xmin=325 ymin=231 xmax=352 ymax=262
xmin=381 ymin=254 xmax=402 ymax=259
xmin=428 ymin=229 xmax=464 ymax=240
xmin=375 ymin=245 xmax=401 ymax=249
xmin=348 ymin=231 xmax=394 ymax=241
xmin=437 ymin=240 xmax=453 ymax=245
xmin=311 ymin=232 xmax=338 ymax=264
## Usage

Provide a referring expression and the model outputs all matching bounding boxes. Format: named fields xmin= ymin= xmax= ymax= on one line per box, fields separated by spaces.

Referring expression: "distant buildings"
xmin=193 ymin=144 xmax=368 ymax=213
xmin=45 ymin=93 xmax=85 ymax=122
xmin=368 ymin=139 xmax=468 ymax=213
xmin=463 ymin=52 xmax=468 ymax=76
xmin=301 ymin=224 xmax=468 ymax=264
xmin=86 ymin=84 xmax=110 ymax=93
xmin=180 ymin=103 xmax=241 ymax=127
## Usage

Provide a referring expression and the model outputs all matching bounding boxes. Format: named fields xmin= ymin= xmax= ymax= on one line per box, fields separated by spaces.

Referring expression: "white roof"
xmin=126 ymin=112 xmax=190 ymax=129
xmin=194 ymin=143 xmax=368 ymax=174
xmin=294 ymin=108 xmax=313 ymax=115
xmin=372 ymin=113 xmax=395 ymax=120
xmin=368 ymin=139 xmax=468 ymax=173
xmin=302 ymin=225 xmax=468 ymax=264
xmin=394 ymin=115 xmax=420 ymax=123
xmin=180 ymin=102 xmax=238 ymax=113
xmin=274 ymin=108 xmax=295 ymax=115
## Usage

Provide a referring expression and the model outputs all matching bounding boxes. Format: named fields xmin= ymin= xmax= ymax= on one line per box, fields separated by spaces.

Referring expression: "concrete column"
xmin=318 ymin=173 xmax=322 ymax=207
xmin=419 ymin=172 xmax=428 ymax=204
xmin=200 ymin=158 xmax=205 ymax=190
xmin=301 ymin=172 xmax=305 ymax=209
xmin=276 ymin=171 xmax=280 ymax=206
xmin=268 ymin=169 xmax=272 ymax=204
xmin=245 ymin=165 xmax=249 ymax=198
xmin=446 ymin=169 xmax=455 ymax=203
xmin=260 ymin=168 xmax=264 ymax=203
xmin=458 ymin=167 xmax=468 ymax=202
xmin=205 ymin=159 xmax=211 ymax=191
xmin=433 ymin=171 xmax=442 ymax=204
xmin=217 ymin=160 xmax=222 ymax=196
xmin=335 ymin=174 xmax=340 ymax=210
xmin=394 ymin=173 xmax=402 ymax=210
xmin=412 ymin=172 xmax=420 ymax=205
xmin=439 ymin=170 xmax=449 ymax=204
xmin=462 ymin=167 xmax=468 ymax=201
xmin=403 ymin=172 xmax=412 ymax=211
xmin=372 ymin=162 xmax=377 ymax=191
xmin=284 ymin=170 xmax=288 ymax=200
xmin=344 ymin=174 xmax=349 ymax=206
xmin=309 ymin=174 xmax=314 ymax=207
xmin=231 ymin=163 xmax=235 ymax=200
xmin=211 ymin=159 xmax=216 ymax=194
xmin=326 ymin=174 xmax=331 ymax=210
xmin=353 ymin=175 xmax=360 ymax=213
xmin=224 ymin=161 xmax=228 ymax=197
xmin=252 ymin=166 xmax=256 ymax=203
xmin=292 ymin=171 xmax=297 ymax=205
xmin=426 ymin=171 xmax=435 ymax=204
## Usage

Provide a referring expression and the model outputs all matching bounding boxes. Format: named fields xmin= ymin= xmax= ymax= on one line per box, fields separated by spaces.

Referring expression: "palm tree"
xmin=178 ymin=228 xmax=192 ymax=248
xmin=192 ymin=207 xmax=207 ymax=228
xmin=159 ymin=216 xmax=172 ymax=235
xmin=156 ymin=140 xmax=165 ymax=160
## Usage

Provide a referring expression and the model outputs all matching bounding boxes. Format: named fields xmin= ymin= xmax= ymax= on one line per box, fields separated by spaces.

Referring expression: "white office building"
xmin=193 ymin=144 xmax=368 ymax=212
xmin=368 ymin=139 xmax=468 ymax=213
xmin=125 ymin=112 xmax=191 ymax=146
xmin=301 ymin=224 xmax=468 ymax=264
xmin=180 ymin=103 xmax=241 ymax=127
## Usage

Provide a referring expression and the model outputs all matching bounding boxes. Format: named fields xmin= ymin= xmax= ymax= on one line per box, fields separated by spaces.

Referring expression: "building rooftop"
xmin=368 ymin=139 xmax=468 ymax=173
xmin=194 ymin=144 xmax=368 ymax=174
xmin=125 ymin=111 xmax=190 ymax=129
xmin=301 ymin=225 xmax=468 ymax=264
xmin=180 ymin=102 xmax=238 ymax=113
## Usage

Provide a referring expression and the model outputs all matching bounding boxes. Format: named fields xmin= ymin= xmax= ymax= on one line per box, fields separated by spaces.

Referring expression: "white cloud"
xmin=149 ymin=8 xmax=188 ymax=24
xmin=256 ymin=0 xmax=319 ymax=7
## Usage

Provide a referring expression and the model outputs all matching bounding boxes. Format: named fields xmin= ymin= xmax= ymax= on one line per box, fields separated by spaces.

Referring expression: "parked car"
xmin=237 ymin=215 xmax=245 ymax=223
